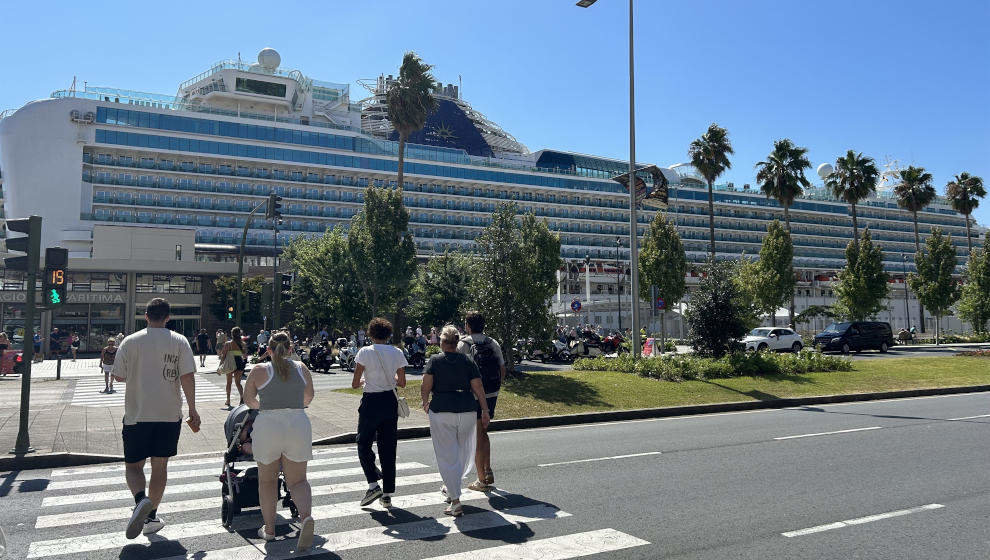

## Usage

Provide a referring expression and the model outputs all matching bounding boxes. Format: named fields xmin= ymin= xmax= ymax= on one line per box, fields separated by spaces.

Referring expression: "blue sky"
xmin=3 ymin=0 xmax=988 ymax=226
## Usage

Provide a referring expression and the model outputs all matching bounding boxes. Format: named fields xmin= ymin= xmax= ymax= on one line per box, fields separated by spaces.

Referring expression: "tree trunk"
xmin=770 ymin=312 xmax=776 ymax=327
xmin=785 ymin=204 xmax=794 ymax=327
xmin=965 ymin=214 xmax=973 ymax=254
xmin=707 ymin=180 xmax=716 ymax=260
xmin=660 ymin=310 xmax=666 ymax=355
xmin=913 ymin=211 xmax=926 ymax=333
xmin=396 ymin=132 xmax=407 ymax=190
xmin=850 ymin=203 xmax=859 ymax=244
xmin=935 ymin=313 xmax=941 ymax=345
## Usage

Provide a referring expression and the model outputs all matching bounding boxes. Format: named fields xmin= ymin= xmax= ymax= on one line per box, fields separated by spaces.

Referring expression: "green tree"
xmin=687 ymin=259 xmax=755 ymax=358
xmin=755 ymin=140 xmax=809 ymax=325
xmin=387 ymin=52 xmax=437 ymax=190
xmin=210 ymin=275 xmax=265 ymax=328
xmin=744 ymin=220 xmax=796 ymax=326
xmin=283 ymin=227 xmax=369 ymax=334
xmin=894 ymin=165 xmax=936 ymax=331
xmin=469 ymin=203 xmax=562 ymax=369
xmin=347 ymin=186 xmax=417 ymax=322
xmin=755 ymin=139 xmax=812 ymax=232
xmin=833 ymin=228 xmax=889 ymax=321
xmin=957 ymin=236 xmax=990 ymax=335
xmin=909 ymin=228 xmax=961 ymax=344
xmin=688 ymin=123 xmax=734 ymax=259
xmin=637 ymin=213 xmax=687 ymax=353
xmin=945 ymin=172 xmax=986 ymax=253
xmin=408 ymin=251 xmax=472 ymax=330
xmin=825 ymin=150 xmax=879 ymax=243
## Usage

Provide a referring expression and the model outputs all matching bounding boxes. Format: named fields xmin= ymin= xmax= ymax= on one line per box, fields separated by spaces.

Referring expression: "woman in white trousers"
xmin=421 ymin=325 xmax=491 ymax=516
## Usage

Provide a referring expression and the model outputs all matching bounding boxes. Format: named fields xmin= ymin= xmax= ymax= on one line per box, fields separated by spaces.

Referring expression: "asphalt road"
xmin=4 ymin=391 xmax=990 ymax=559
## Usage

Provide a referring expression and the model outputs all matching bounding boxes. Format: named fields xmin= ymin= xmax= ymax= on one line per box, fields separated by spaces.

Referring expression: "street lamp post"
xmin=901 ymin=254 xmax=911 ymax=331
xmin=584 ymin=254 xmax=592 ymax=327
xmin=615 ymin=237 xmax=622 ymax=332
xmin=235 ymin=201 xmax=268 ymax=326
xmin=577 ymin=0 xmax=641 ymax=357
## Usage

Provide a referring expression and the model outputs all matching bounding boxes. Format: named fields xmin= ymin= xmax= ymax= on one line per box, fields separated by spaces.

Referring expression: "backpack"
xmin=467 ymin=336 xmax=502 ymax=394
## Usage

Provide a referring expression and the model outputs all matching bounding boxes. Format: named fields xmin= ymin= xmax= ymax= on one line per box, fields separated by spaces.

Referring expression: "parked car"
xmin=813 ymin=321 xmax=894 ymax=354
xmin=742 ymin=327 xmax=803 ymax=353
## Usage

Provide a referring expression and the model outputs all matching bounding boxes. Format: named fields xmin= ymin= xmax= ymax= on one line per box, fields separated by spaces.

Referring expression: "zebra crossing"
xmin=23 ymin=445 xmax=650 ymax=559
xmin=71 ymin=373 xmax=229 ymax=407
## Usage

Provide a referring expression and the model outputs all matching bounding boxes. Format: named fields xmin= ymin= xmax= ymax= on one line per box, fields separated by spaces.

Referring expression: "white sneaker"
xmin=258 ymin=527 xmax=276 ymax=541
xmin=297 ymin=516 xmax=314 ymax=550
xmin=126 ymin=498 xmax=153 ymax=539
xmin=142 ymin=516 xmax=165 ymax=535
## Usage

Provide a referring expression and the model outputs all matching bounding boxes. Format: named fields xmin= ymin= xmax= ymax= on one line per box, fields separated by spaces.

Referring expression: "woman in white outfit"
xmin=420 ymin=325 xmax=490 ymax=516
xmin=242 ymin=331 xmax=316 ymax=550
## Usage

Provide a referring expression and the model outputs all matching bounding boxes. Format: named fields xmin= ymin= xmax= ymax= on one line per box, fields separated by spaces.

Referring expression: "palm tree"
xmin=688 ymin=124 xmax=734 ymax=259
xmin=387 ymin=52 xmax=437 ymax=191
xmin=824 ymin=150 xmax=879 ymax=244
xmin=894 ymin=165 xmax=936 ymax=334
xmin=945 ymin=172 xmax=986 ymax=253
xmin=755 ymin=138 xmax=811 ymax=232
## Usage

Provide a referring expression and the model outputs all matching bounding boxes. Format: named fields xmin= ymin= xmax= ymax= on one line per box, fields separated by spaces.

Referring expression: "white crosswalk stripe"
xmin=70 ymin=374 xmax=228 ymax=407
xmin=21 ymin=446 xmax=650 ymax=560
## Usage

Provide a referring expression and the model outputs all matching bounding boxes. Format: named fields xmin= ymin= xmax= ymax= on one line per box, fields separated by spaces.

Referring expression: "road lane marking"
xmin=774 ymin=426 xmax=883 ymax=440
xmin=948 ymin=414 xmax=990 ymax=420
xmin=42 ymin=463 xmax=428 ymax=506
xmin=47 ymin=455 xmax=364 ymax=490
xmin=51 ymin=447 xmax=355 ymax=477
xmin=152 ymin=504 xmax=569 ymax=560
xmin=37 ymin=472 xmax=445 ymax=527
xmin=538 ymin=451 xmax=661 ymax=467
xmin=781 ymin=503 xmax=945 ymax=537
xmin=27 ymin=489 xmax=494 ymax=557
xmin=420 ymin=528 xmax=650 ymax=559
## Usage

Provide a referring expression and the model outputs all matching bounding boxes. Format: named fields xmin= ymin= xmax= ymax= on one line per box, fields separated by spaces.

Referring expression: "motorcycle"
xmin=569 ymin=334 xmax=603 ymax=358
xmin=306 ymin=342 xmax=335 ymax=373
xmin=403 ymin=338 xmax=426 ymax=369
xmin=539 ymin=339 xmax=573 ymax=363
xmin=338 ymin=341 xmax=358 ymax=372
xmin=600 ymin=333 xmax=624 ymax=354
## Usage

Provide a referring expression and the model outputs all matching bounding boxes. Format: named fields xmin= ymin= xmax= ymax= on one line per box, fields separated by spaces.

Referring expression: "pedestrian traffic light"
xmin=247 ymin=291 xmax=261 ymax=314
xmin=4 ymin=216 xmax=42 ymax=273
xmin=42 ymin=248 xmax=69 ymax=308
xmin=265 ymin=193 xmax=283 ymax=223
xmin=227 ymin=306 xmax=234 ymax=320
xmin=280 ymin=273 xmax=292 ymax=293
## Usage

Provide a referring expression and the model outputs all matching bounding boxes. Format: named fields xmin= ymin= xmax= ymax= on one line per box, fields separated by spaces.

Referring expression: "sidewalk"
xmin=0 ymin=356 xmax=429 ymax=461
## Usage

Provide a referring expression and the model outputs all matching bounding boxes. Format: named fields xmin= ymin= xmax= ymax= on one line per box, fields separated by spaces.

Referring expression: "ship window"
xmin=235 ymin=78 xmax=286 ymax=98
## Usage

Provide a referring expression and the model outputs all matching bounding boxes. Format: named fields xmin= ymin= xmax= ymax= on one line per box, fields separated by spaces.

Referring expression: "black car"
xmin=813 ymin=321 xmax=895 ymax=354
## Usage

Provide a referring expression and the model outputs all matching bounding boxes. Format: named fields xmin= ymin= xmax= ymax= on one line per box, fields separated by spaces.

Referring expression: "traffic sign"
xmin=655 ymin=297 xmax=665 ymax=310
xmin=571 ymin=299 xmax=582 ymax=312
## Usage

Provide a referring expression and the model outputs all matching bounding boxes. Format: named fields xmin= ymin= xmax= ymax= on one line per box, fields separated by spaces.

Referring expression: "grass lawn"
xmin=340 ymin=356 xmax=990 ymax=419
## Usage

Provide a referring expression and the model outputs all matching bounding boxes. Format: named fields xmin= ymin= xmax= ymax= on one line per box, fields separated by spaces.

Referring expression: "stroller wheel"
xmin=221 ymin=495 xmax=235 ymax=529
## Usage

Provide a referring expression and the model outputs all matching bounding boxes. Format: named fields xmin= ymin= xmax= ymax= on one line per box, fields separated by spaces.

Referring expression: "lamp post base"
xmin=9 ymin=446 xmax=36 ymax=455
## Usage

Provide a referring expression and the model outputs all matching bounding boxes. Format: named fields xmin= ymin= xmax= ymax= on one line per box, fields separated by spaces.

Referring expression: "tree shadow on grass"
xmin=701 ymin=373 xmax=816 ymax=402
xmin=504 ymin=373 xmax=609 ymax=407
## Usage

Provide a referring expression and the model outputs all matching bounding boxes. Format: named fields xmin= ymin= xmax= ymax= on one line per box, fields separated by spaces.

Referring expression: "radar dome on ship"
xmin=817 ymin=163 xmax=834 ymax=179
xmin=258 ymin=48 xmax=280 ymax=70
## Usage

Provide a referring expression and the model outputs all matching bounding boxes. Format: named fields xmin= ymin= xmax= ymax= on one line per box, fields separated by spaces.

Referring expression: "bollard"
xmin=56 ymin=355 xmax=61 ymax=381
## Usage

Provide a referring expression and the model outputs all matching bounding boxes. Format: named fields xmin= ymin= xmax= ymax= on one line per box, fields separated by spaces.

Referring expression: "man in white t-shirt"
xmin=112 ymin=298 xmax=199 ymax=539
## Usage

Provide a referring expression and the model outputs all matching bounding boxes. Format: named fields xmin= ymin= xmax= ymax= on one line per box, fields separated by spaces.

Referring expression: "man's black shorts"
xmin=476 ymin=396 xmax=498 ymax=420
xmin=122 ymin=421 xmax=181 ymax=463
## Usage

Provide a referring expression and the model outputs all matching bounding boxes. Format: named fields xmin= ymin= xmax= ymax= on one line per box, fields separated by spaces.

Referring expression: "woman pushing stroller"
xmin=242 ymin=331 xmax=316 ymax=549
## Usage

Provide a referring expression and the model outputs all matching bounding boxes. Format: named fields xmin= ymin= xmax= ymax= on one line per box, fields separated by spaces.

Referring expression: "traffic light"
xmin=280 ymin=273 xmax=292 ymax=294
xmin=42 ymin=248 xmax=69 ymax=308
xmin=247 ymin=291 xmax=261 ymax=315
xmin=227 ymin=306 xmax=234 ymax=320
xmin=265 ymin=193 xmax=283 ymax=223
xmin=5 ymin=216 xmax=42 ymax=273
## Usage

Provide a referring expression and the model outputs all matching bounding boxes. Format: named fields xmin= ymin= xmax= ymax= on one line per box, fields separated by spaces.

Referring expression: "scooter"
xmin=600 ymin=333 xmax=624 ymax=354
xmin=569 ymin=336 xmax=603 ymax=358
xmin=306 ymin=342 xmax=335 ymax=373
xmin=338 ymin=342 xmax=358 ymax=372
xmin=540 ymin=339 xmax=573 ymax=363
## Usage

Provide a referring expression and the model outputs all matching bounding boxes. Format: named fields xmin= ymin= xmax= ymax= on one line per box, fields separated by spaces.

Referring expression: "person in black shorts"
xmin=457 ymin=311 xmax=506 ymax=491
xmin=112 ymin=298 xmax=199 ymax=539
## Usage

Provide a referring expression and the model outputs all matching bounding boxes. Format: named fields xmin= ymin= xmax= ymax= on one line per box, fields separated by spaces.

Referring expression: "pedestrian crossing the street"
xmin=22 ymin=446 xmax=650 ymax=559
xmin=70 ymin=373 xmax=229 ymax=408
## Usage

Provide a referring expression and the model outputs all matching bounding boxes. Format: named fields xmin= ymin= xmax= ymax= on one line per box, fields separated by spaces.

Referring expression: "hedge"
xmin=573 ymin=350 xmax=852 ymax=382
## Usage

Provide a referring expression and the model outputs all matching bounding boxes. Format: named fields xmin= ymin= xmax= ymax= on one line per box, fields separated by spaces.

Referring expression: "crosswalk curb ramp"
xmin=20 ymin=445 xmax=650 ymax=559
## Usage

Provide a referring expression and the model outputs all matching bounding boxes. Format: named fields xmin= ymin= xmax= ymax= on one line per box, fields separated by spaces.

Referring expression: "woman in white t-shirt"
xmin=351 ymin=318 xmax=407 ymax=508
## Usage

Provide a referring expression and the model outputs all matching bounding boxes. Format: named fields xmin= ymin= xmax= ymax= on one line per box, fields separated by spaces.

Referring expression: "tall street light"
xmin=901 ymin=253 xmax=911 ymax=331
xmin=578 ymin=0 xmax=641 ymax=357
xmin=615 ymin=237 xmax=622 ymax=332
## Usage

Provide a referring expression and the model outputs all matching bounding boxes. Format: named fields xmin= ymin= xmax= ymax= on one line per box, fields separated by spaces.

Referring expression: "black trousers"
xmin=356 ymin=391 xmax=399 ymax=493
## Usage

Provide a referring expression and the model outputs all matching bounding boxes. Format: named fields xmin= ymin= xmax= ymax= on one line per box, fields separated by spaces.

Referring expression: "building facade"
xmin=0 ymin=49 xmax=984 ymax=338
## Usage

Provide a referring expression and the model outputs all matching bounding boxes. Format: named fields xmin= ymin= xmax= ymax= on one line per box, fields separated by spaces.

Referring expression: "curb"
xmin=7 ymin=383 xmax=990 ymax=471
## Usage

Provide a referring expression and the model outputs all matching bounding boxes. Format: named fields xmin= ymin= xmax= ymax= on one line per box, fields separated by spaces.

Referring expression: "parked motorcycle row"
xmin=515 ymin=331 xmax=626 ymax=364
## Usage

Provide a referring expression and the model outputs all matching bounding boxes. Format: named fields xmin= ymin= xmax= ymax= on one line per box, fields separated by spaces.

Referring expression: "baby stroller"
xmin=220 ymin=404 xmax=298 ymax=528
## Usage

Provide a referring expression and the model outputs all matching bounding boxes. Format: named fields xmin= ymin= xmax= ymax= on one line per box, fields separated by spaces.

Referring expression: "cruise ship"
xmin=0 ymin=48 xmax=984 ymax=343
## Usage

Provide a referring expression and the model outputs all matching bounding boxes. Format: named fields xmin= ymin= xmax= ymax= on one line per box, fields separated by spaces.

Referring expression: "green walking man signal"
xmin=227 ymin=306 xmax=234 ymax=320
xmin=42 ymin=248 xmax=69 ymax=309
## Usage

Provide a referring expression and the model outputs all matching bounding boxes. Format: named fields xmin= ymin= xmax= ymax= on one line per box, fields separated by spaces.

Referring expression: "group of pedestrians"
xmin=114 ymin=298 xmax=506 ymax=551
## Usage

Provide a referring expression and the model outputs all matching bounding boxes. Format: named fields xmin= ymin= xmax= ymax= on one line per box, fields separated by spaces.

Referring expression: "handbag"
xmin=217 ymin=348 xmax=236 ymax=375
xmin=373 ymin=348 xmax=410 ymax=418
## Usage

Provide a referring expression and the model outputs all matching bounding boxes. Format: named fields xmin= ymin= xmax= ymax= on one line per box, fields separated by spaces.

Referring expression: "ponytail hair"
xmin=269 ymin=330 xmax=293 ymax=381
xmin=230 ymin=327 xmax=244 ymax=351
